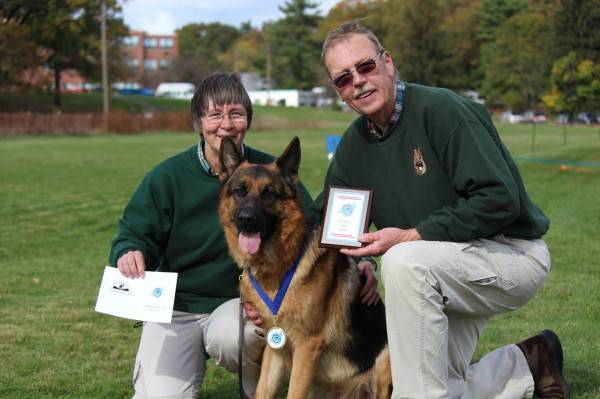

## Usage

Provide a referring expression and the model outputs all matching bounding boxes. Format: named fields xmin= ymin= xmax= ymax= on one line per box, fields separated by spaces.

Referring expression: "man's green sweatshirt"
xmin=312 ymin=83 xmax=549 ymax=242
xmin=110 ymin=145 xmax=312 ymax=313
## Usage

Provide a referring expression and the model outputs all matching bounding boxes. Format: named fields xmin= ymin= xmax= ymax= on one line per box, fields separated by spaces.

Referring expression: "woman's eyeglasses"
xmin=331 ymin=51 xmax=384 ymax=89
xmin=203 ymin=111 xmax=247 ymax=125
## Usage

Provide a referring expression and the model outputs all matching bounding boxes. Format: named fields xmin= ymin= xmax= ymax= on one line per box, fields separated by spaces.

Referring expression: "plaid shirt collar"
xmin=366 ymin=80 xmax=406 ymax=138
xmin=197 ymin=138 xmax=246 ymax=176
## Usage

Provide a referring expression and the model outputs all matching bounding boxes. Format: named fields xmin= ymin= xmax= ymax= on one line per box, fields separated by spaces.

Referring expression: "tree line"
xmin=2 ymin=0 xmax=599 ymax=114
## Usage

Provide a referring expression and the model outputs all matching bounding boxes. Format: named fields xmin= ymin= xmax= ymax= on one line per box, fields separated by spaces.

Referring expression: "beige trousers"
xmin=131 ymin=298 xmax=264 ymax=399
xmin=381 ymin=235 xmax=550 ymax=399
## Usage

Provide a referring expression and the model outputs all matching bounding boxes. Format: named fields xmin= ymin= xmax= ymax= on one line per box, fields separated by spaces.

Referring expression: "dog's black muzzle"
xmin=235 ymin=206 xmax=262 ymax=233
xmin=234 ymin=202 xmax=277 ymax=240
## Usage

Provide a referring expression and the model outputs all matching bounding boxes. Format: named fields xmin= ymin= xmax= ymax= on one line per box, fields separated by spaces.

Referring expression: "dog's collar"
xmin=248 ymin=245 xmax=304 ymax=316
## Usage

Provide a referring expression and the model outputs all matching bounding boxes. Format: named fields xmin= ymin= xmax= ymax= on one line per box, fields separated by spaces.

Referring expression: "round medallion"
xmin=266 ymin=327 xmax=286 ymax=349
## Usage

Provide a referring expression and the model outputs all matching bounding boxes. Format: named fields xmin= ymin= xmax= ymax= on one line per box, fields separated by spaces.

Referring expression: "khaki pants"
xmin=132 ymin=298 xmax=264 ymax=399
xmin=381 ymin=235 xmax=550 ymax=399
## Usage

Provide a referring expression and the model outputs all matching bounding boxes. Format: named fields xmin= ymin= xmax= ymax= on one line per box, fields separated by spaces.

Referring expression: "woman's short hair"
xmin=191 ymin=72 xmax=253 ymax=133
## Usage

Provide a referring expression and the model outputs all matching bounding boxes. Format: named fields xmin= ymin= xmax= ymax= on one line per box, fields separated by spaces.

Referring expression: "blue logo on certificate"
xmin=339 ymin=203 xmax=355 ymax=216
xmin=152 ymin=287 xmax=163 ymax=298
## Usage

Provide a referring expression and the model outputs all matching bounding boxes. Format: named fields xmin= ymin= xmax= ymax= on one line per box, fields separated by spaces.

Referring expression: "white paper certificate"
xmin=320 ymin=186 xmax=373 ymax=248
xmin=95 ymin=266 xmax=178 ymax=323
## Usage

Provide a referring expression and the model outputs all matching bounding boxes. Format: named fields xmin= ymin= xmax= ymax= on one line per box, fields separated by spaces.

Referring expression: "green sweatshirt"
xmin=109 ymin=144 xmax=313 ymax=313
xmin=312 ymin=83 xmax=549 ymax=242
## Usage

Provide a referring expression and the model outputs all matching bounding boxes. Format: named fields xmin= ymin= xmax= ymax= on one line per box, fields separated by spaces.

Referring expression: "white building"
xmin=154 ymin=82 xmax=195 ymax=99
xmin=248 ymin=89 xmax=318 ymax=107
xmin=240 ymin=72 xmax=268 ymax=91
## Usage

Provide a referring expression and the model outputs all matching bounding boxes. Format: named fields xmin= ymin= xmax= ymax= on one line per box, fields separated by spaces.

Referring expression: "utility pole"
xmin=233 ymin=46 xmax=239 ymax=73
xmin=266 ymin=44 xmax=272 ymax=105
xmin=101 ymin=0 xmax=110 ymax=131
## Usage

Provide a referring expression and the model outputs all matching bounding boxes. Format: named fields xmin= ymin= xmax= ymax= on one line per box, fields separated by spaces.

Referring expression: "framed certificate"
xmin=319 ymin=186 xmax=373 ymax=248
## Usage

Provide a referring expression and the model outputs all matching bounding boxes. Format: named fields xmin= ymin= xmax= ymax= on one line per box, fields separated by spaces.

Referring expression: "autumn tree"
xmin=219 ymin=27 xmax=265 ymax=74
xmin=543 ymin=52 xmax=600 ymax=117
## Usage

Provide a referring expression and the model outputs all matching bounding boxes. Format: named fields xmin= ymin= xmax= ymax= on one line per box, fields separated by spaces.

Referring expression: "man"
xmin=312 ymin=21 xmax=570 ymax=399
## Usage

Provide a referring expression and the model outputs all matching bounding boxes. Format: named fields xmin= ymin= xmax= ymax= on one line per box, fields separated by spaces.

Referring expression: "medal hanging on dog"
xmin=266 ymin=326 xmax=286 ymax=349
xmin=249 ymin=247 xmax=303 ymax=350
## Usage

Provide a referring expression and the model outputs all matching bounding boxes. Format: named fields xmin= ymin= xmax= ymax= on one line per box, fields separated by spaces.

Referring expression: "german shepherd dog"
xmin=218 ymin=137 xmax=391 ymax=399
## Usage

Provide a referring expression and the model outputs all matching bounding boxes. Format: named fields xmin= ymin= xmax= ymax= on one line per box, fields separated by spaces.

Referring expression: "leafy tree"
xmin=174 ymin=22 xmax=240 ymax=84
xmin=219 ymin=29 xmax=265 ymax=74
xmin=438 ymin=0 xmax=482 ymax=90
xmin=543 ymin=52 xmax=600 ymax=116
xmin=239 ymin=21 xmax=254 ymax=35
xmin=476 ymin=0 xmax=528 ymax=90
xmin=477 ymin=0 xmax=528 ymax=41
xmin=317 ymin=0 xmax=383 ymax=43
xmin=263 ymin=0 xmax=322 ymax=90
xmin=0 ymin=19 xmax=42 ymax=89
xmin=383 ymin=0 xmax=450 ymax=86
xmin=553 ymin=0 xmax=600 ymax=62
xmin=1 ymin=0 xmax=127 ymax=109
xmin=482 ymin=12 xmax=553 ymax=110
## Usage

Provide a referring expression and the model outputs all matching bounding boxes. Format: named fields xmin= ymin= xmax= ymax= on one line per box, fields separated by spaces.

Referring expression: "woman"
xmin=109 ymin=72 xmax=312 ymax=398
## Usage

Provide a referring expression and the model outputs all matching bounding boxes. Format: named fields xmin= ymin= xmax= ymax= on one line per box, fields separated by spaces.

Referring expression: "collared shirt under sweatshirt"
xmin=311 ymin=83 xmax=549 ymax=242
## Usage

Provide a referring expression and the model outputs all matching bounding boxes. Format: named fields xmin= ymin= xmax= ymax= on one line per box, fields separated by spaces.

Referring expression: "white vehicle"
xmin=524 ymin=110 xmax=548 ymax=123
xmin=499 ymin=111 xmax=526 ymax=124
xmin=155 ymin=82 xmax=195 ymax=99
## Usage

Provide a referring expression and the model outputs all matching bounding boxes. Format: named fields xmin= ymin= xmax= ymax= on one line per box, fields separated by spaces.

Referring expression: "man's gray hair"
xmin=321 ymin=20 xmax=385 ymax=67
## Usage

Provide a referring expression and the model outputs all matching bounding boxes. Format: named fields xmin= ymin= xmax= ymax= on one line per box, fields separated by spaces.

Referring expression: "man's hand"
xmin=357 ymin=260 xmax=380 ymax=305
xmin=243 ymin=301 xmax=264 ymax=328
xmin=117 ymin=250 xmax=146 ymax=279
xmin=341 ymin=227 xmax=422 ymax=257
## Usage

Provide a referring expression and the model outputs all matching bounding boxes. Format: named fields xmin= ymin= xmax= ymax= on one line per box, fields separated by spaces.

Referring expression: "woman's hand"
xmin=117 ymin=250 xmax=146 ymax=278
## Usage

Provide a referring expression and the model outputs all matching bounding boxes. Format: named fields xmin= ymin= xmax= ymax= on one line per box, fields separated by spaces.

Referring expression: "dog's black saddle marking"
xmin=344 ymin=260 xmax=388 ymax=374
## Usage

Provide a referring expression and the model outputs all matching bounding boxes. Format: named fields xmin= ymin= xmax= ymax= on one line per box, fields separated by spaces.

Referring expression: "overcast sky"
xmin=121 ymin=0 xmax=341 ymax=35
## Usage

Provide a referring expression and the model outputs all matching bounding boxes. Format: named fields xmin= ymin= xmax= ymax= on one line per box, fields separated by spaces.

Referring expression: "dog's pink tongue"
xmin=239 ymin=232 xmax=261 ymax=254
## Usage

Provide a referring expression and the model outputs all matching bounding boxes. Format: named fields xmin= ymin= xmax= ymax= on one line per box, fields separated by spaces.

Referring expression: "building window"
xmin=144 ymin=59 xmax=158 ymax=70
xmin=125 ymin=58 xmax=140 ymax=68
xmin=123 ymin=36 xmax=139 ymax=46
xmin=144 ymin=38 xmax=158 ymax=48
xmin=159 ymin=38 xmax=174 ymax=48
xmin=159 ymin=59 xmax=171 ymax=69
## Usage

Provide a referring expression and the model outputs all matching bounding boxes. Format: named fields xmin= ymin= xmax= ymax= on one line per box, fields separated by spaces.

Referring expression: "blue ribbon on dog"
xmin=249 ymin=248 xmax=303 ymax=316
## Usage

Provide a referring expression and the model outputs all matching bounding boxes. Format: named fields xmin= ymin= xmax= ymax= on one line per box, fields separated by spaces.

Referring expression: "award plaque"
xmin=319 ymin=186 xmax=373 ymax=248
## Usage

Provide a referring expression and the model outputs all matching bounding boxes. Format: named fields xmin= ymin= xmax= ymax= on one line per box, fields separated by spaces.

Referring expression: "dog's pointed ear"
xmin=219 ymin=137 xmax=244 ymax=182
xmin=276 ymin=136 xmax=300 ymax=180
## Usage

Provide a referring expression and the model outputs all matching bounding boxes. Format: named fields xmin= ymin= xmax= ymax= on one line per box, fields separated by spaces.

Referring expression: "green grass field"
xmin=1 ymin=116 xmax=599 ymax=398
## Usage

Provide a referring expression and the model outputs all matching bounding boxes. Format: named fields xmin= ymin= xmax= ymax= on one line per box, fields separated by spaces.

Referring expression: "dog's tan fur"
xmin=218 ymin=137 xmax=391 ymax=399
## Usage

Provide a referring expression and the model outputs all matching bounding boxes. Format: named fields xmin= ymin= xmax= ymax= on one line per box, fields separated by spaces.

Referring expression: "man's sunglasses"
xmin=331 ymin=50 xmax=385 ymax=89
